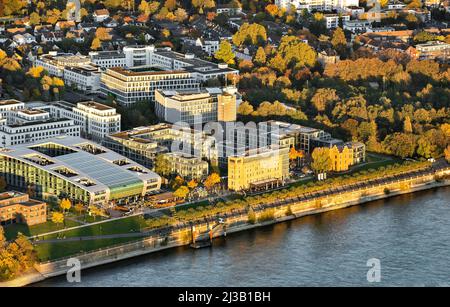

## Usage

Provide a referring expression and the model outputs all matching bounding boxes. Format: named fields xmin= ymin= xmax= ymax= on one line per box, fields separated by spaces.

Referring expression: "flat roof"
xmin=0 ymin=136 xmax=160 ymax=193
xmin=78 ymin=101 xmax=114 ymax=111
xmin=108 ymin=66 xmax=188 ymax=77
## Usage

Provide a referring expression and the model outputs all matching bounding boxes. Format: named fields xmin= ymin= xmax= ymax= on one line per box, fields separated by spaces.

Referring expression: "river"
xmin=35 ymin=187 xmax=450 ymax=287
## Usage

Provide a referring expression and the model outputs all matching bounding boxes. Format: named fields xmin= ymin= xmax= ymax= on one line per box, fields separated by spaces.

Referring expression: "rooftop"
xmin=0 ymin=136 xmax=160 ymax=193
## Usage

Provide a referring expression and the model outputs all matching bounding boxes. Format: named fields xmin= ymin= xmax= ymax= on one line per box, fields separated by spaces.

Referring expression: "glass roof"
xmin=57 ymin=151 xmax=141 ymax=189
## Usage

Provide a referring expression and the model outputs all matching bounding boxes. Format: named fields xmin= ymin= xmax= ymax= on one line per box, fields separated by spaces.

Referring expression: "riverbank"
xmin=1 ymin=167 xmax=449 ymax=287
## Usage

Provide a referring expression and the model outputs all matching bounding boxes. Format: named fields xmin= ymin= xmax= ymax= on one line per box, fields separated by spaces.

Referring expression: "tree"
xmin=187 ymin=180 xmax=198 ymax=189
xmin=311 ymin=147 xmax=332 ymax=173
xmin=0 ymin=176 xmax=6 ymax=192
xmin=2 ymin=0 xmax=26 ymax=16
xmin=203 ymin=173 xmax=221 ymax=190
xmin=173 ymin=186 xmax=189 ymax=199
xmin=95 ymin=28 xmax=112 ymax=41
xmin=154 ymin=154 xmax=170 ymax=177
xmin=174 ymin=8 xmax=188 ymax=22
xmin=382 ymin=133 xmax=416 ymax=158
xmin=254 ymin=47 xmax=266 ymax=65
xmin=445 ymin=145 xmax=450 ymax=163
xmin=0 ymin=226 xmax=6 ymax=248
xmin=237 ymin=101 xmax=254 ymax=115
xmin=51 ymin=212 xmax=64 ymax=225
xmin=277 ymin=36 xmax=317 ymax=68
xmin=29 ymin=12 xmax=41 ymax=25
xmin=139 ymin=0 xmax=150 ymax=14
xmin=265 ymin=4 xmax=279 ymax=17
xmin=232 ymin=23 xmax=267 ymax=46
xmin=214 ymin=40 xmax=235 ymax=65
xmin=90 ymin=37 xmax=101 ymax=50
xmin=331 ymin=27 xmax=347 ymax=55
xmin=164 ymin=0 xmax=177 ymax=11
xmin=74 ymin=203 xmax=84 ymax=215
xmin=171 ymin=175 xmax=185 ymax=190
xmin=311 ymin=88 xmax=339 ymax=113
xmin=192 ymin=0 xmax=216 ymax=14
xmin=60 ymin=198 xmax=72 ymax=213
xmin=403 ymin=116 xmax=413 ymax=133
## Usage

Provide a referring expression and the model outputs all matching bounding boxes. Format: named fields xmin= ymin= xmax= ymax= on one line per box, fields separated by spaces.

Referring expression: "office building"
xmin=227 ymin=146 xmax=290 ymax=191
xmin=155 ymin=87 xmax=237 ymax=125
xmin=0 ymin=136 xmax=161 ymax=207
xmin=100 ymin=67 xmax=200 ymax=106
xmin=27 ymin=100 xmax=121 ymax=142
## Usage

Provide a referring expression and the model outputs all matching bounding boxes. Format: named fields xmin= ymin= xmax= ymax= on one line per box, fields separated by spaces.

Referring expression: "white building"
xmin=93 ymin=9 xmax=110 ymax=23
xmin=0 ymin=100 xmax=80 ymax=147
xmin=343 ymin=20 xmax=372 ymax=33
xmin=12 ymin=33 xmax=36 ymax=45
xmin=34 ymin=52 xmax=91 ymax=77
xmin=64 ymin=64 xmax=102 ymax=94
xmin=277 ymin=0 xmax=359 ymax=11
xmin=154 ymin=87 xmax=238 ymax=125
xmin=32 ymin=100 xmax=121 ymax=142
xmin=93 ymin=45 xmax=238 ymax=82
xmin=100 ymin=67 xmax=200 ymax=106
xmin=89 ymin=50 xmax=126 ymax=68
xmin=324 ymin=14 xmax=351 ymax=29
xmin=195 ymin=38 xmax=220 ymax=56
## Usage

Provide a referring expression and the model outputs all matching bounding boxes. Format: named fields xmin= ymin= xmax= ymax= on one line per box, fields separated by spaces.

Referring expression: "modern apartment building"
xmin=28 ymin=100 xmax=121 ymax=142
xmin=34 ymin=52 xmax=91 ymax=77
xmin=100 ymin=67 xmax=200 ymax=106
xmin=89 ymin=50 xmax=126 ymax=68
xmin=276 ymin=0 xmax=359 ymax=11
xmin=103 ymin=124 xmax=218 ymax=170
xmin=164 ymin=152 xmax=209 ymax=180
xmin=63 ymin=64 xmax=102 ymax=93
xmin=155 ymin=87 xmax=238 ymax=125
xmin=324 ymin=14 xmax=351 ymax=29
xmin=94 ymin=45 xmax=238 ymax=79
xmin=415 ymin=41 xmax=450 ymax=61
xmin=0 ymin=101 xmax=81 ymax=147
xmin=227 ymin=146 xmax=290 ymax=191
xmin=0 ymin=191 xmax=47 ymax=226
xmin=0 ymin=136 xmax=161 ymax=207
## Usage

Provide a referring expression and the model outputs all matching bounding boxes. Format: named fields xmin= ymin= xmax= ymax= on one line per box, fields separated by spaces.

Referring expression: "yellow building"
xmin=329 ymin=145 xmax=354 ymax=172
xmin=228 ymin=146 xmax=289 ymax=191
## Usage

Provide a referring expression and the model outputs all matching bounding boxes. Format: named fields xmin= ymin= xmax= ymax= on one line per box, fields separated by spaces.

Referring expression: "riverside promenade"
xmin=1 ymin=160 xmax=449 ymax=287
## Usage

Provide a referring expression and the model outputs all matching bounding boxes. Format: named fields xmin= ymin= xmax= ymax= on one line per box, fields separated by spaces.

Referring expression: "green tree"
xmin=214 ymin=40 xmax=235 ymax=64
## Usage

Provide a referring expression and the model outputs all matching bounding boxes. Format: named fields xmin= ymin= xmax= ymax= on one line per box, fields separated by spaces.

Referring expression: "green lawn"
xmin=3 ymin=219 xmax=82 ymax=241
xmin=36 ymin=215 xmax=148 ymax=241
xmin=349 ymin=153 xmax=401 ymax=173
xmin=35 ymin=237 xmax=143 ymax=261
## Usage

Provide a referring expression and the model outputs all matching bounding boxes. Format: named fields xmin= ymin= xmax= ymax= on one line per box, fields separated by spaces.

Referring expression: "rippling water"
xmin=36 ymin=187 xmax=450 ymax=287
